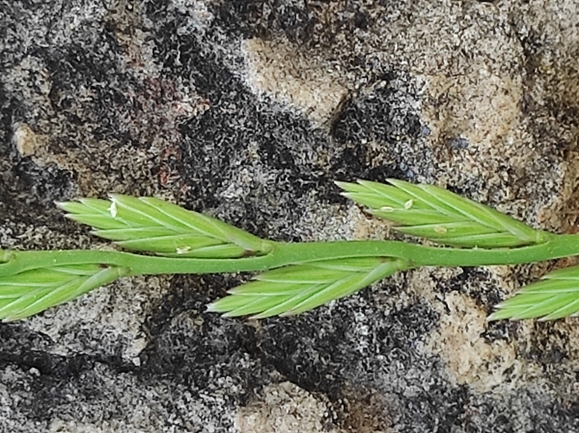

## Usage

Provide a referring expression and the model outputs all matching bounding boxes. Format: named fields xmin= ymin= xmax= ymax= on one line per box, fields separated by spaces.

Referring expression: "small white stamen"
xmin=434 ymin=226 xmax=447 ymax=234
xmin=404 ymin=199 xmax=414 ymax=210
xmin=380 ymin=206 xmax=395 ymax=212
xmin=176 ymin=246 xmax=192 ymax=254
xmin=109 ymin=201 xmax=117 ymax=218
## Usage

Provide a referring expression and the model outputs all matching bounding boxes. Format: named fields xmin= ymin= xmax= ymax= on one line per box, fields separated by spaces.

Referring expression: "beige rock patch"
xmin=235 ymin=381 xmax=340 ymax=433
xmin=406 ymin=266 xmax=542 ymax=394
xmin=423 ymin=70 xmax=522 ymax=149
xmin=425 ymin=291 xmax=520 ymax=393
xmin=12 ymin=123 xmax=44 ymax=158
xmin=243 ymin=37 xmax=349 ymax=125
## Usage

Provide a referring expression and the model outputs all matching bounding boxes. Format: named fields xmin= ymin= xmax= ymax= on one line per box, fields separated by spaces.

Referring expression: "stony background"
xmin=1 ymin=0 xmax=579 ymax=431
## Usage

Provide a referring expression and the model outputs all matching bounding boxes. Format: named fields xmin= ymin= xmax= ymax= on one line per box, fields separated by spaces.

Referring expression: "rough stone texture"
xmin=1 ymin=0 xmax=579 ymax=431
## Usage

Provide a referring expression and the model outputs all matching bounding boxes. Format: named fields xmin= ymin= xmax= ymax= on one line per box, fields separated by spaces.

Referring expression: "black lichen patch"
xmin=257 ymin=300 xmax=437 ymax=397
xmin=433 ymin=267 xmax=504 ymax=310
xmin=330 ymin=76 xmax=433 ymax=182
xmin=0 ymin=322 xmax=138 ymax=424
xmin=148 ymin=2 xmax=328 ymax=200
xmin=45 ymin=41 xmax=134 ymax=141
xmin=214 ymin=0 xmax=318 ymax=44
xmin=0 ymin=133 xmax=74 ymax=227
xmin=215 ymin=0 xmax=382 ymax=49
xmin=0 ymin=323 xmax=55 ymax=359
xmin=140 ymin=274 xmax=274 ymax=405
xmin=330 ymin=77 xmax=422 ymax=144
xmin=523 ymin=322 xmax=570 ymax=367
xmin=10 ymin=157 xmax=73 ymax=209
xmin=0 ymin=85 xmax=72 ymax=225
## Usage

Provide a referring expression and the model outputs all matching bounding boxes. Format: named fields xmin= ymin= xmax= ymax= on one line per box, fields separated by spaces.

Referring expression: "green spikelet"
xmin=207 ymin=257 xmax=407 ymax=318
xmin=58 ymin=195 xmax=272 ymax=258
xmin=0 ymin=264 xmax=129 ymax=321
xmin=337 ymin=179 xmax=550 ymax=248
xmin=489 ymin=265 xmax=579 ymax=321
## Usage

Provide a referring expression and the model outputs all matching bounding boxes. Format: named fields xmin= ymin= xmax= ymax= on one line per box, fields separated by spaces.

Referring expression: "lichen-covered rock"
xmin=1 ymin=0 xmax=579 ymax=431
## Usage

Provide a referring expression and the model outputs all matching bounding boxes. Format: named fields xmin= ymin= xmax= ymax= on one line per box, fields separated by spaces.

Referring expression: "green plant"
xmin=1 ymin=179 xmax=578 ymax=322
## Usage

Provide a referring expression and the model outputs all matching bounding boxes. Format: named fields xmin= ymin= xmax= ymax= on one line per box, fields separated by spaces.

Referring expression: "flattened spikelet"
xmin=338 ymin=179 xmax=550 ymax=248
xmin=208 ymin=257 xmax=406 ymax=318
xmin=58 ymin=195 xmax=271 ymax=258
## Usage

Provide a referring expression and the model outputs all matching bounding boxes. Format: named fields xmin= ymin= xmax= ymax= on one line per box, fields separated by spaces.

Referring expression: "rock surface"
xmin=1 ymin=0 xmax=579 ymax=431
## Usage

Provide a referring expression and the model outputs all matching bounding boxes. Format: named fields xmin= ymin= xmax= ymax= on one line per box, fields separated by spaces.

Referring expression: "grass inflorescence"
xmin=1 ymin=179 xmax=578 ymax=322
